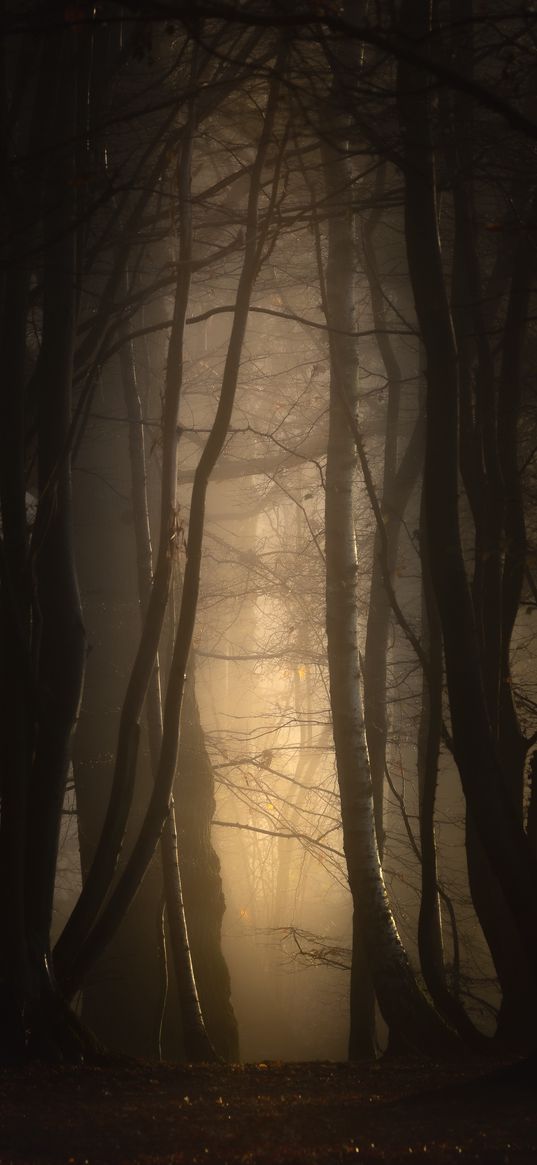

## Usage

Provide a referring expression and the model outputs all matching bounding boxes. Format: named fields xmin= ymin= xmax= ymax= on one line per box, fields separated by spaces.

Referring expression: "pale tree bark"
xmin=360 ymin=170 xmax=423 ymax=852
xmin=321 ymin=75 xmax=456 ymax=1056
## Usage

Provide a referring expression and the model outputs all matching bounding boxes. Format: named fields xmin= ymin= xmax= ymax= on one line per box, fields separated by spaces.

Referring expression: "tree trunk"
xmin=121 ymin=312 xmax=233 ymax=1061
xmin=25 ymin=24 xmax=91 ymax=1060
xmin=54 ymin=78 xmax=198 ymax=990
xmin=60 ymin=59 xmax=284 ymax=1004
xmin=397 ymin=0 xmax=537 ymax=1014
xmin=321 ymin=91 xmax=456 ymax=1058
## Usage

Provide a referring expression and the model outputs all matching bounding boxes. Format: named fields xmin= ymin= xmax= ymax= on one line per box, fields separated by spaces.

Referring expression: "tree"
xmin=4 ymin=0 xmax=537 ymax=1067
xmin=0 ymin=17 xmax=94 ymax=1060
xmin=397 ymin=0 xmax=537 ymax=1046
xmin=0 ymin=6 xmax=264 ymax=1060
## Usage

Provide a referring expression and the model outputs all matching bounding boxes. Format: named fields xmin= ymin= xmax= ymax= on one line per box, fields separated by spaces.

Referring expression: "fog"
xmin=50 ymin=252 xmax=499 ymax=1061
xmin=31 ymin=14 xmax=535 ymax=1066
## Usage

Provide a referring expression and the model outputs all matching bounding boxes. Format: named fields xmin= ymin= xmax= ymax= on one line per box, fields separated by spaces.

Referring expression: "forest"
xmin=1 ymin=1 xmax=537 ymax=1161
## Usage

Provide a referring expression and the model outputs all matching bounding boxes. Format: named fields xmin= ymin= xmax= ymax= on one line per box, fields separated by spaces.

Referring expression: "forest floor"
xmin=0 ymin=1055 xmax=536 ymax=1165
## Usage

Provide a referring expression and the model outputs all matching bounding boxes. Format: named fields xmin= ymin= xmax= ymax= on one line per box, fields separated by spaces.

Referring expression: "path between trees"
xmin=0 ymin=1057 xmax=536 ymax=1163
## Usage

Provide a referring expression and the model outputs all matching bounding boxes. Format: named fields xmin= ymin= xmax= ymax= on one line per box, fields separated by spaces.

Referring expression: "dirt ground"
xmin=0 ymin=1056 xmax=536 ymax=1164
